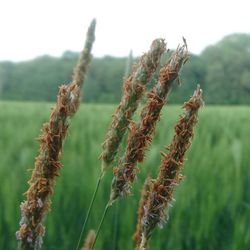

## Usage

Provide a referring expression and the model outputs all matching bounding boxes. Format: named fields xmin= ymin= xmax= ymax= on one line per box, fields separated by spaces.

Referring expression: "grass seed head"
xmin=73 ymin=18 xmax=96 ymax=87
xmin=100 ymin=38 xmax=166 ymax=171
xmin=140 ymin=85 xmax=203 ymax=249
xmin=16 ymin=19 xmax=95 ymax=250
xmin=81 ymin=230 xmax=96 ymax=250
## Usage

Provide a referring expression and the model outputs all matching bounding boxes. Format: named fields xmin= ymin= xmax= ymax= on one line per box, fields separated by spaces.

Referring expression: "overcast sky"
xmin=0 ymin=0 xmax=249 ymax=62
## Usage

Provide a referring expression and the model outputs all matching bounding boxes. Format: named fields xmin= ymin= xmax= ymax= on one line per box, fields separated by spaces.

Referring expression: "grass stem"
xmin=76 ymin=170 xmax=104 ymax=250
xmin=90 ymin=202 xmax=111 ymax=249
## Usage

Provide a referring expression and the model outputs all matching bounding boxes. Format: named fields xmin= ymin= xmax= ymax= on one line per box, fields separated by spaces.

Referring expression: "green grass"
xmin=0 ymin=101 xmax=249 ymax=250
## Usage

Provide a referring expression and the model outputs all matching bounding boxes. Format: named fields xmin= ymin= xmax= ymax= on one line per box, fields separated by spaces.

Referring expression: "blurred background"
xmin=0 ymin=0 xmax=250 ymax=104
xmin=0 ymin=0 xmax=249 ymax=249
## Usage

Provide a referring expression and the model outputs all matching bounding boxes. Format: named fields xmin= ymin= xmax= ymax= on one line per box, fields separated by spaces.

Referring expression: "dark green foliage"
xmin=84 ymin=56 xmax=128 ymax=103
xmin=0 ymin=102 xmax=249 ymax=249
xmin=169 ymin=54 xmax=206 ymax=103
xmin=0 ymin=55 xmax=75 ymax=101
xmin=1 ymin=33 xmax=250 ymax=104
xmin=200 ymin=33 xmax=250 ymax=104
xmin=0 ymin=55 xmax=128 ymax=103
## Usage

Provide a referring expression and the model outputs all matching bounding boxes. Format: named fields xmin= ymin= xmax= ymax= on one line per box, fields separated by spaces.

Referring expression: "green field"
xmin=0 ymin=101 xmax=249 ymax=250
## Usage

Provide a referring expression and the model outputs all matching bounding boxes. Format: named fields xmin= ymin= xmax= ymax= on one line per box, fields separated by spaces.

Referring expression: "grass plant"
xmin=16 ymin=20 xmax=96 ymax=250
xmin=4 ymin=18 xmax=248 ymax=250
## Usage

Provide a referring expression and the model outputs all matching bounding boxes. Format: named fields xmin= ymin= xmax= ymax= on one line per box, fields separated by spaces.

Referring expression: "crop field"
xmin=0 ymin=101 xmax=249 ymax=250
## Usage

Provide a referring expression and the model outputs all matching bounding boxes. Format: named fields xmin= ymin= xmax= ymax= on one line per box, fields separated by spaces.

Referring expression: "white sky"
xmin=0 ymin=0 xmax=249 ymax=62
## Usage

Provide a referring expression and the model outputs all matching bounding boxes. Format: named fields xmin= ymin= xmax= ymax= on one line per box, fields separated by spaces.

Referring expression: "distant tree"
xmin=201 ymin=33 xmax=250 ymax=104
xmin=0 ymin=33 xmax=250 ymax=104
xmin=169 ymin=54 xmax=206 ymax=104
xmin=83 ymin=56 xmax=127 ymax=103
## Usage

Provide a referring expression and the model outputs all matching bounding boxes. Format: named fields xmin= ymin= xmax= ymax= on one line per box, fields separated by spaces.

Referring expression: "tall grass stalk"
xmin=77 ymin=39 xmax=166 ymax=247
xmin=139 ymin=86 xmax=203 ymax=249
xmin=16 ymin=19 xmax=96 ymax=250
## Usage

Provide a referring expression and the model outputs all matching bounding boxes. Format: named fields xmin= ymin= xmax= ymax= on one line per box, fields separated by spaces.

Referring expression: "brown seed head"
xmin=100 ymin=39 xmax=166 ymax=171
xmin=16 ymin=19 xmax=95 ymax=249
xmin=81 ymin=230 xmax=96 ymax=250
xmin=140 ymin=85 xmax=203 ymax=248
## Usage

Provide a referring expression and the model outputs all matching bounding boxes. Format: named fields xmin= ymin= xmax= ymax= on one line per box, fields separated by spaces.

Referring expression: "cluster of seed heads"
xmin=110 ymin=41 xmax=189 ymax=203
xmin=16 ymin=18 xmax=204 ymax=250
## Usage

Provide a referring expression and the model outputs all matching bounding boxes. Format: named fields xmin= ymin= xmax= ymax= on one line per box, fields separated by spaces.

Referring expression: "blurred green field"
xmin=0 ymin=101 xmax=249 ymax=250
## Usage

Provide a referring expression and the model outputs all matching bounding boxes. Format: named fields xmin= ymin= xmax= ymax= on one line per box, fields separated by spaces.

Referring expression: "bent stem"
xmin=76 ymin=170 xmax=104 ymax=250
xmin=90 ymin=202 xmax=112 ymax=249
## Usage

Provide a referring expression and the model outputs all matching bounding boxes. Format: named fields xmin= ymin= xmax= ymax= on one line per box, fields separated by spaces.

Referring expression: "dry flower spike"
xmin=100 ymin=39 xmax=166 ymax=172
xmin=139 ymin=85 xmax=203 ymax=250
xmin=16 ymin=19 xmax=96 ymax=250
xmin=81 ymin=230 xmax=96 ymax=250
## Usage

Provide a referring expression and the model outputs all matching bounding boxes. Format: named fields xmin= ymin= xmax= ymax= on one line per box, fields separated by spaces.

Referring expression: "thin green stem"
xmin=90 ymin=202 xmax=111 ymax=249
xmin=76 ymin=170 xmax=104 ymax=250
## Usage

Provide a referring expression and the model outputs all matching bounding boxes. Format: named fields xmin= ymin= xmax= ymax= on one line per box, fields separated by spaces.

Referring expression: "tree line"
xmin=0 ymin=33 xmax=249 ymax=104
